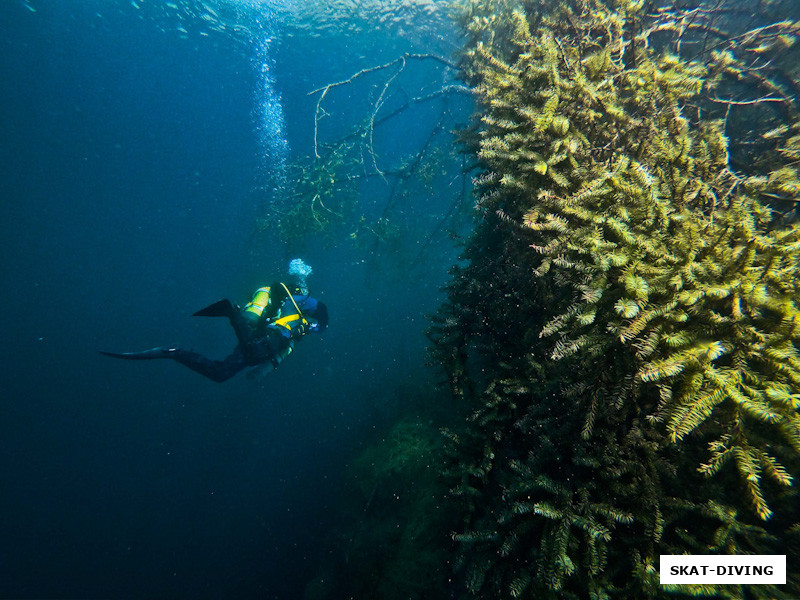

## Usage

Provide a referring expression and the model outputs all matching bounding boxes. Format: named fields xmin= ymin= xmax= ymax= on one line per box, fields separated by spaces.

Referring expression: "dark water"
xmin=0 ymin=1 xmax=464 ymax=597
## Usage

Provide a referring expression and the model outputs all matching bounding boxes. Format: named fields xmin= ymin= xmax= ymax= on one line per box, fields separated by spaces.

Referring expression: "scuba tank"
xmin=245 ymin=259 xmax=312 ymax=320
xmin=244 ymin=287 xmax=272 ymax=318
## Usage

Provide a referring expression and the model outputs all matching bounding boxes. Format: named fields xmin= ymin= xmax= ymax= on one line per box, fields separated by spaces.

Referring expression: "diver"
xmin=101 ymin=259 xmax=328 ymax=382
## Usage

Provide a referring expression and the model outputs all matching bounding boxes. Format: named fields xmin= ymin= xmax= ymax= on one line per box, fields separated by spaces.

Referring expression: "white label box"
xmin=660 ymin=555 xmax=786 ymax=585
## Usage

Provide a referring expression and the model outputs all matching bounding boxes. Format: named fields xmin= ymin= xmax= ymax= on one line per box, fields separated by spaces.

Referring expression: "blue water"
xmin=0 ymin=1 xmax=466 ymax=597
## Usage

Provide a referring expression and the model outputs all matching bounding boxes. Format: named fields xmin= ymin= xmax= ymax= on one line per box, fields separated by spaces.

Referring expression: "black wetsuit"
xmin=103 ymin=291 xmax=329 ymax=383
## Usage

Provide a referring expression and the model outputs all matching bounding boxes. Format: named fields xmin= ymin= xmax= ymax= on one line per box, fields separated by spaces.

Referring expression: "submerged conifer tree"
xmin=430 ymin=0 xmax=800 ymax=597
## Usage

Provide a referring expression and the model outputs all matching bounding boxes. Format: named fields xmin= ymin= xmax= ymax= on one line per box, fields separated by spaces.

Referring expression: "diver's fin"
xmin=192 ymin=299 xmax=235 ymax=317
xmin=99 ymin=347 xmax=177 ymax=360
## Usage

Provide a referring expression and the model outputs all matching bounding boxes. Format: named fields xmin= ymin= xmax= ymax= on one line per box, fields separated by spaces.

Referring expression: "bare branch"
xmin=308 ymin=53 xmax=458 ymax=159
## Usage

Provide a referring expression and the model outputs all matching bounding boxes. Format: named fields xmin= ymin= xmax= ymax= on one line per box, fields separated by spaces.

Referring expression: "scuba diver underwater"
xmin=101 ymin=259 xmax=328 ymax=382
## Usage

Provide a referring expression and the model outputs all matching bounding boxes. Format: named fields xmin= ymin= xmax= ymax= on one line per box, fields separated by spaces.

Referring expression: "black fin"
xmin=192 ymin=299 xmax=235 ymax=317
xmin=99 ymin=347 xmax=176 ymax=360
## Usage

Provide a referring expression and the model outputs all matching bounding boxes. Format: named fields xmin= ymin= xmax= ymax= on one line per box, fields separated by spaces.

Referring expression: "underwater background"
xmin=3 ymin=0 xmax=800 ymax=598
xmin=0 ymin=0 xmax=466 ymax=598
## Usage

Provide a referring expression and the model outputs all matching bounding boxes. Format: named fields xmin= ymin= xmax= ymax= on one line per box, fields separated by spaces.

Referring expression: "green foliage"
xmin=304 ymin=417 xmax=458 ymax=600
xmin=254 ymin=53 xmax=470 ymax=255
xmin=266 ymin=140 xmax=360 ymax=243
xmin=430 ymin=0 xmax=800 ymax=597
